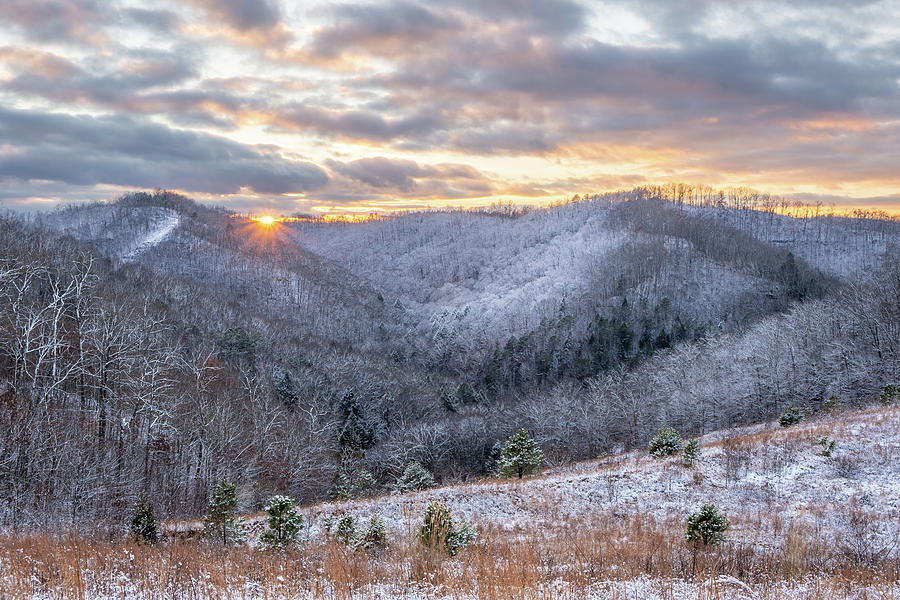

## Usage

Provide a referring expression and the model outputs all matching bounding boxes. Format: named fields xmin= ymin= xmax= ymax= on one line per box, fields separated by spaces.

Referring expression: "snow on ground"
xmin=5 ymin=407 xmax=897 ymax=600
xmin=231 ymin=406 xmax=899 ymax=551
xmin=121 ymin=212 xmax=180 ymax=262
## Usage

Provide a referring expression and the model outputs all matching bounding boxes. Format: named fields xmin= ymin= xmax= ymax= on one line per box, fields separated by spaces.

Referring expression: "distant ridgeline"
xmin=0 ymin=187 xmax=897 ymax=530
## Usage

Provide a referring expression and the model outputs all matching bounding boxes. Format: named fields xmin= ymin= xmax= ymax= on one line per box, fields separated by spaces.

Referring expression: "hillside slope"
xmin=5 ymin=189 xmax=896 ymax=532
xmin=4 ymin=406 xmax=898 ymax=599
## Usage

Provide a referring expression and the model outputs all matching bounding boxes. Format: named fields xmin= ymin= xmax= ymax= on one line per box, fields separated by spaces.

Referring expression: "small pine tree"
xmin=259 ymin=495 xmax=304 ymax=550
xmin=394 ymin=461 xmax=436 ymax=493
xmin=419 ymin=501 xmax=476 ymax=557
xmin=130 ymin=496 xmax=159 ymax=544
xmin=649 ymin=426 xmax=682 ymax=457
xmin=817 ymin=436 xmax=837 ymax=457
xmin=498 ymin=429 xmax=544 ymax=479
xmin=274 ymin=372 xmax=298 ymax=409
xmin=779 ymin=403 xmax=804 ymax=427
xmin=824 ymin=395 xmax=843 ymax=413
xmin=329 ymin=469 xmax=352 ymax=501
xmin=203 ymin=476 xmax=245 ymax=545
xmin=682 ymin=437 xmax=701 ymax=467
xmin=686 ymin=504 xmax=729 ymax=546
xmin=335 ymin=513 xmax=357 ymax=545
xmin=352 ymin=469 xmax=380 ymax=498
xmin=360 ymin=515 xmax=387 ymax=553
xmin=880 ymin=384 xmax=899 ymax=406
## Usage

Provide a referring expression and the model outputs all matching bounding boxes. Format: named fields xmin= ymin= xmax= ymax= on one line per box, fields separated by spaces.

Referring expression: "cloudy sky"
xmin=1 ymin=0 xmax=899 ymax=214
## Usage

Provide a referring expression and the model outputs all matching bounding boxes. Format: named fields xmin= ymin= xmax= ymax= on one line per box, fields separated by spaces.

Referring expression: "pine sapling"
xmin=203 ymin=476 xmax=245 ymax=545
xmin=880 ymin=384 xmax=899 ymax=406
xmin=394 ymin=461 xmax=436 ymax=493
xmin=649 ymin=426 xmax=682 ymax=457
xmin=682 ymin=437 xmax=701 ymax=467
xmin=420 ymin=501 xmax=477 ymax=557
xmin=259 ymin=495 xmax=304 ymax=550
xmin=335 ymin=513 xmax=357 ymax=546
xmin=130 ymin=496 xmax=159 ymax=544
xmin=818 ymin=436 xmax=837 ymax=457
xmin=686 ymin=504 xmax=729 ymax=546
xmin=498 ymin=429 xmax=544 ymax=479
xmin=779 ymin=403 xmax=804 ymax=427
xmin=360 ymin=515 xmax=387 ymax=553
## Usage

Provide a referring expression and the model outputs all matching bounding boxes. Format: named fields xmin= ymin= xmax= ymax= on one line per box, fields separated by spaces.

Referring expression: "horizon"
xmin=1 ymin=1 xmax=899 ymax=214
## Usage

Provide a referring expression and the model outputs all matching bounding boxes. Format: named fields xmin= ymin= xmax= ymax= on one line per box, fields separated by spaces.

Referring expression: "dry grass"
xmin=3 ymin=406 xmax=898 ymax=599
xmin=2 ymin=509 xmax=898 ymax=600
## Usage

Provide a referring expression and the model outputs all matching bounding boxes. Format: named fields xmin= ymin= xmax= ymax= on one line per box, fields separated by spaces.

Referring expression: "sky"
xmin=1 ymin=0 xmax=899 ymax=215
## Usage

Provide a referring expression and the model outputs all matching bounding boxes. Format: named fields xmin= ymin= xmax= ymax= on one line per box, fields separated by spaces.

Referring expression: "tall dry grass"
xmin=2 ymin=508 xmax=897 ymax=600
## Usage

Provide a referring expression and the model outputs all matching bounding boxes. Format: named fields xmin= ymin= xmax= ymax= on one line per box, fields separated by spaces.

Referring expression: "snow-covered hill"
xmin=8 ymin=406 xmax=892 ymax=600
xmin=244 ymin=405 xmax=899 ymax=549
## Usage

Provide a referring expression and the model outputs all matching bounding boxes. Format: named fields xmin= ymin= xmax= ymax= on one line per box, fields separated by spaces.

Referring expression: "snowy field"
xmin=4 ymin=405 xmax=897 ymax=599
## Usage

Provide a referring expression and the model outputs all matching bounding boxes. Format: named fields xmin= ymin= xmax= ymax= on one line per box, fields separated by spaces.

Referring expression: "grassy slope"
xmin=3 ymin=405 xmax=898 ymax=599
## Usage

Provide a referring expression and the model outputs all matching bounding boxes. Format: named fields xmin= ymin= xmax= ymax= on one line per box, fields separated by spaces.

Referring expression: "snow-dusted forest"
xmin=1 ymin=187 xmax=898 ymax=532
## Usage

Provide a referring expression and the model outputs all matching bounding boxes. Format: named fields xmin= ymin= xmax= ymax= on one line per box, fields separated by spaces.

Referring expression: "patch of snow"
xmin=121 ymin=212 xmax=179 ymax=262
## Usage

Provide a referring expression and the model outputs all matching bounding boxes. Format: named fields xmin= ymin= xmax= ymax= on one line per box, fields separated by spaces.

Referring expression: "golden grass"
xmin=2 ymin=508 xmax=897 ymax=600
xmin=3 ymin=406 xmax=898 ymax=599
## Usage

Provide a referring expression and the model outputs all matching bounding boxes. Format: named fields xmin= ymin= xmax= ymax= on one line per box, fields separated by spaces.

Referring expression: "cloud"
xmin=0 ymin=0 xmax=108 ymax=45
xmin=121 ymin=8 xmax=183 ymax=32
xmin=0 ymin=46 xmax=199 ymax=102
xmin=1 ymin=0 xmax=899 ymax=210
xmin=0 ymin=106 xmax=329 ymax=195
xmin=308 ymin=2 xmax=463 ymax=60
xmin=323 ymin=157 xmax=495 ymax=201
xmin=186 ymin=0 xmax=281 ymax=32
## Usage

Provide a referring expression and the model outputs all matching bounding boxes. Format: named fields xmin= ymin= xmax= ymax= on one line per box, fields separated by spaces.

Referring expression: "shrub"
xmin=498 ymin=429 xmax=544 ymax=478
xmin=779 ymin=403 xmax=804 ymax=427
xmin=649 ymin=426 xmax=682 ymax=457
xmin=817 ymin=436 xmax=836 ymax=457
xmin=682 ymin=437 xmax=701 ymax=467
xmin=834 ymin=454 xmax=859 ymax=479
xmin=203 ymin=477 xmax=245 ymax=545
xmin=259 ymin=495 xmax=304 ymax=550
xmin=880 ymin=384 xmax=899 ymax=406
xmin=352 ymin=469 xmax=380 ymax=498
xmin=329 ymin=469 xmax=352 ymax=501
xmin=395 ymin=461 xmax=436 ymax=493
xmin=326 ymin=513 xmax=387 ymax=552
xmin=130 ymin=496 xmax=159 ymax=544
xmin=824 ymin=395 xmax=843 ymax=413
xmin=686 ymin=504 xmax=729 ymax=546
xmin=359 ymin=515 xmax=387 ymax=553
xmin=335 ymin=514 xmax=357 ymax=546
xmin=419 ymin=501 xmax=477 ymax=557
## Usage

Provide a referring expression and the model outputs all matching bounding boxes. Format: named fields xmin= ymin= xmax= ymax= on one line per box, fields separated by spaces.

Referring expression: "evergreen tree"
xmin=456 ymin=382 xmax=482 ymax=406
xmin=203 ymin=476 xmax=245 ymax=545
xmin=686 ymin=504 xmax=729 ymax=546
xmin=441 ymin=386 xmax=459 ymax=412
xmin=334 ymin=513 xmax=357 ymax=545
xmin=328 ymin=469 xmax=352 ymax=501
xmin=649 ymin=426 xmax=682 ymax=457
xmin=130 ymin=496 xmax=159 ymax=544
xmin=682 ymin=437 xmax=701 ymax=467
xmin=352 ymin=469 xmax=380 ymax=498
xmin=259 ymin=495 xmax=304 ymax=550
xmin=778 ymin=403 xmax=804 ymax=427
xmin=274 ymin=372 xmax=298 ymax=409
xmin=880 ymin=384 xmax=899 ymax=406
xmin=394 ymin=461 xmax=436 ymax=493
xmin=360 ymin=515 xmax=387 ymax=553
xmin=498 ymin=429 xmax=544 ymax=479
xmin=338 ymin=390 xmax=375 ymax=450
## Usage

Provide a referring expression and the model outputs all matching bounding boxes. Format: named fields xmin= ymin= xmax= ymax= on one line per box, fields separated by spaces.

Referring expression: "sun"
xmin=255 ymin=215 xmax=279 ymax=225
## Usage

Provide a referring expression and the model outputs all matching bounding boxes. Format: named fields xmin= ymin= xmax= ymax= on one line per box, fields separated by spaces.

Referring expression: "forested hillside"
xmin=2 ymin=188 xmax=898 ymax=531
